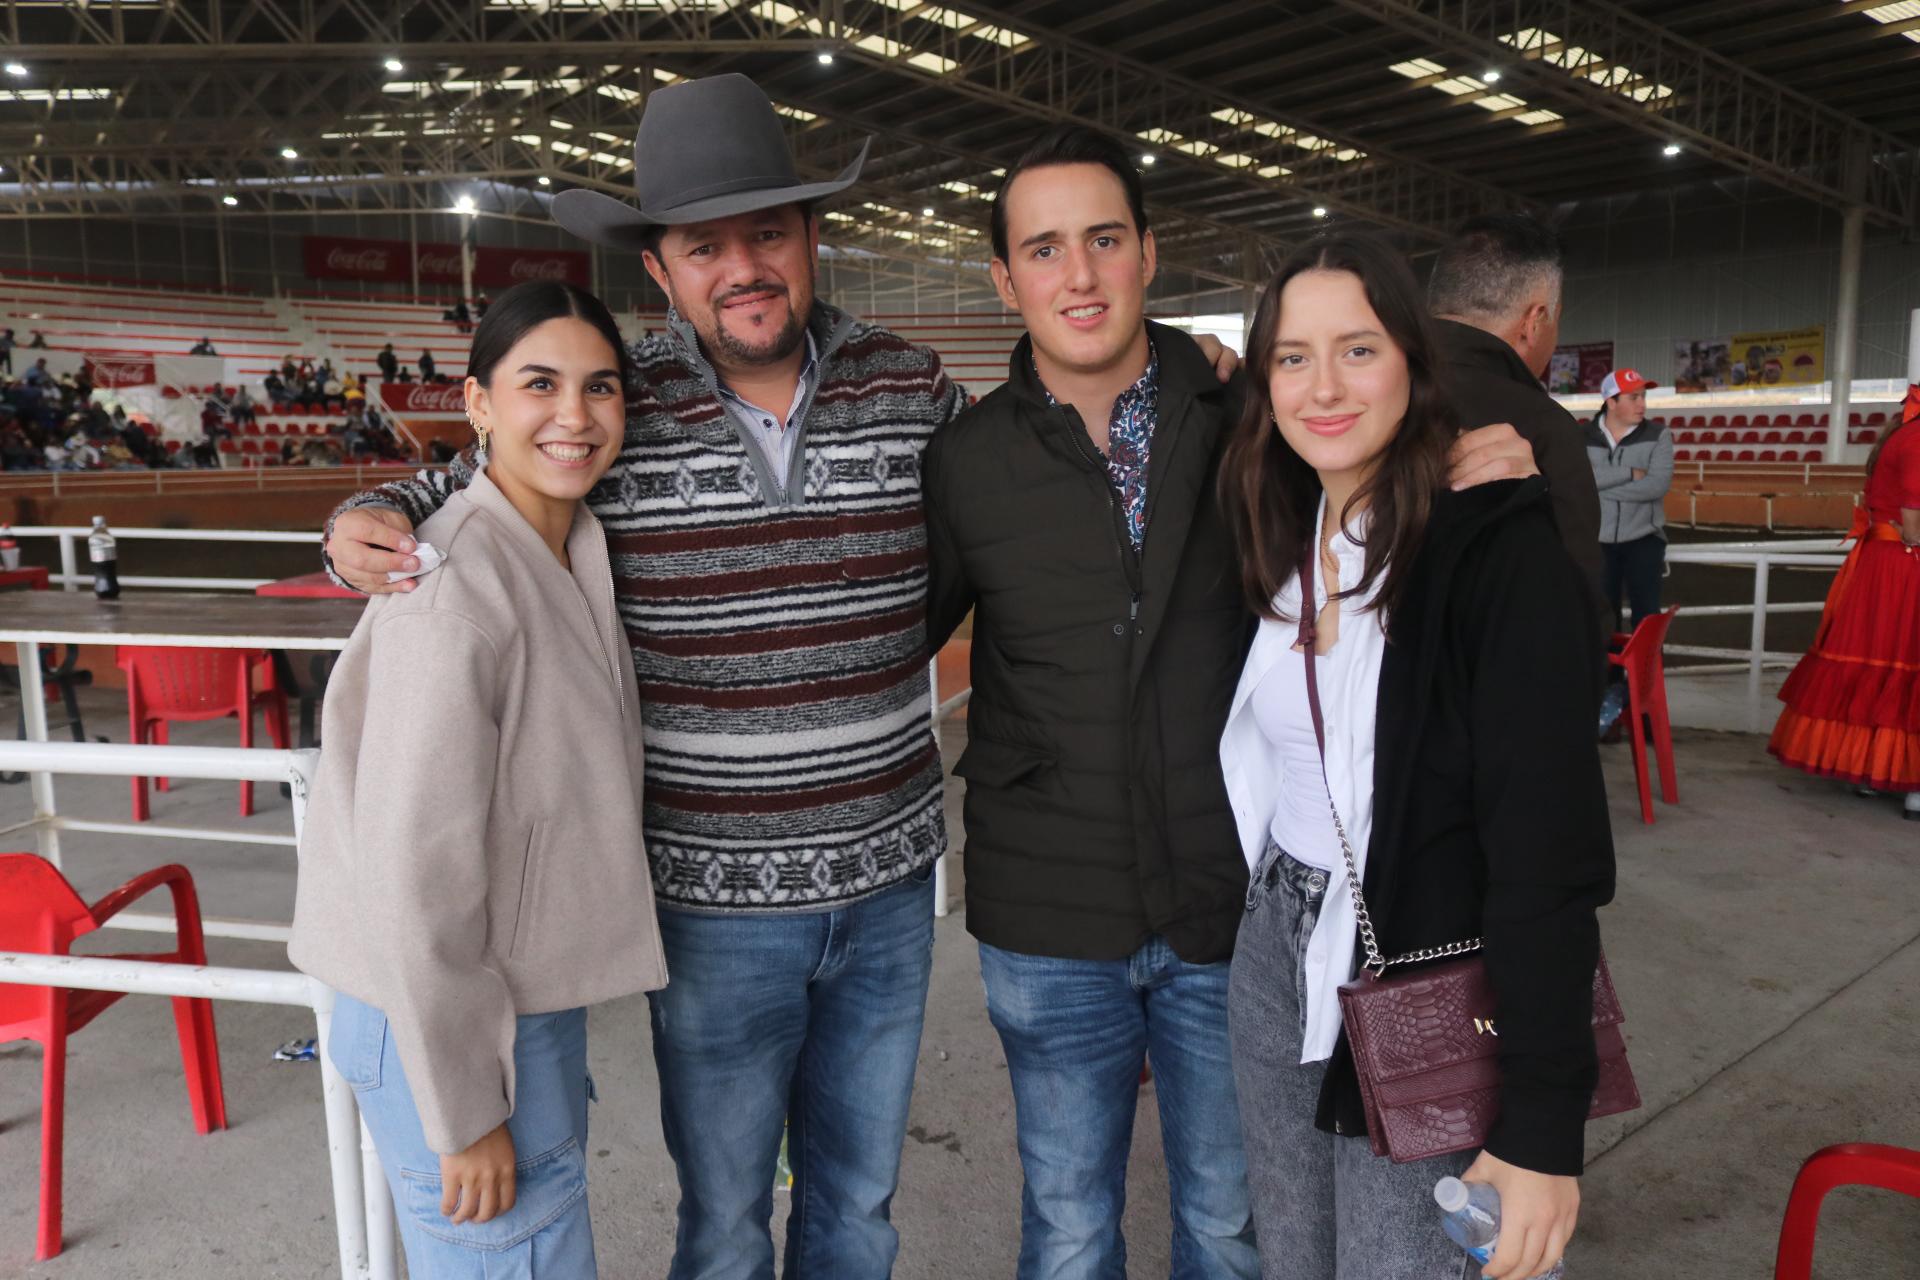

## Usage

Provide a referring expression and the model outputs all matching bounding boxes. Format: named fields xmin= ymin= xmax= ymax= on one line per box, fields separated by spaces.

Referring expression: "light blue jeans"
xmin=978 ymin=937 xmax=1261 ymax=1280
xmin=328 ymin=993 xmax=597 ymax=1279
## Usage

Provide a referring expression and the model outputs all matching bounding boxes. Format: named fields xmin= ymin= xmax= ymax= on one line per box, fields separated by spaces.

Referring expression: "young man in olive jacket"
xmin=923 ymin=125 xmax=1261 ymax=1280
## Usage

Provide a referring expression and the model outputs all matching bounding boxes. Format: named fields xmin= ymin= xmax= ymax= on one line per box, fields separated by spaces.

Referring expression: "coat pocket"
xmin=952 ymin=736 xmax=1053 ymax=790
xmin=505 ymin=824 xmax=537 ymax=961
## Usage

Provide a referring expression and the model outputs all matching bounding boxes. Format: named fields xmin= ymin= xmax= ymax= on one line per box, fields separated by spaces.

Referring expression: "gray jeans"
xmin=1227 ymin=844 xmax=1475 ymax=1280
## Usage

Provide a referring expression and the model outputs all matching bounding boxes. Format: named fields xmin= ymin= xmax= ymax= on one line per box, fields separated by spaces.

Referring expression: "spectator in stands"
xmin=448 ymin=298 xmax=472 ymax=333
xmin=202 ymin=393 xmax=232 ymax=441
xmin=475 ymin=292 xmax=491 ymax=319
xmin=0 ymin=421 xmax=37 ymax=471
xmin=110 ymin=404 xmax=129 ymax=431
xmin=342 ymin=370 xmax=363 ymax=398
xmin=0 ymin=327 xmax=14 ymax=374
xmin=42 ymin=435 xmax=70 ymax=470
xmin=282 ymin=355 xmax=300 ymax=382
xmin=1584 ymin=368 xmax=1672 ymax=632
xmin=188 ymin=439 xmax=219 ymax=468
xmin=27 ymin=330 xmax=47 ymax=349
xmin=189 ymin=336 xmax=219 ymax=356
xmin=231 ymin=386 xmax=258 ymax=426
xmin=281 ymin=439 xmax=300 ymax=465
xmin=395 ymin=365 xmax=414 ymax=384
xmin=1771 ymin=388 xmax=1920 ymax=821
xmin=264 ymin=370 xmax=291 ymax=406
xmin=23 ymin=358 xmax=52 ymax=389
xmin=418 ymin=349 xmax=437 ymax=381
xmin=117 ymin=417 xmax=155 ymax=465
xmin=323 ymin=370 xmax=344 ymax=406
xmin=63 ymin=430 xmax=101 ymax=470
xmin=377 ymin=343 xmax=400 ymax=382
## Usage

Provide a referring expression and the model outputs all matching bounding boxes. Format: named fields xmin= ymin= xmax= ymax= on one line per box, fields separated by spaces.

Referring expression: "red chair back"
xmin=0 ymin=857 xmax=95 ymax=1030
xmin=115 ymin=647 xmax=259 ymax=719
xmin=1776 ymin=1144 xmax=1920 ymax=1279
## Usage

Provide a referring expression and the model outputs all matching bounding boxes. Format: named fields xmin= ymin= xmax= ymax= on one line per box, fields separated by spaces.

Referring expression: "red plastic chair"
xmin=1610 ymin=607 xmax=1680 ymax=824
xmin=115 ymin=647 xmax=290 ymax=820
xmin=1775 ymin=1143 xmax=1920 ymax=1279
xmin=0 ymin=854 xmax=227 ymax=1260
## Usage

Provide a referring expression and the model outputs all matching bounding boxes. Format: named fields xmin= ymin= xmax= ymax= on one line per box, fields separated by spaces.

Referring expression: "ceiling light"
xmin=222 ymin=195 xmax=238 ymax=207
xmin=1481 ymin=69 xmax=1501 ymax=83
xmin=817 ymin=51 xmax=835 ymax=65
xmin=384 ymin=58 xmax=404 ymax=73
xmin=280 ymin=147 xmax=299 ymax=159
xmin=537 ymin=175 xmax=551 ymax=186
xmin=3 ymin=63 xmax=26 ymax=78
xmin=1312 ymin=206 xmax=1329 ymax=218
xmin=921 ymin=206 xmax=934 ymax=216
xmin=1663 ymin=143 xmax=1682 ymax=157
xmin=455 ymin=194 xmax=477 ymax=213
xmin=1140 ymin=153 xmax=1156 ymax=166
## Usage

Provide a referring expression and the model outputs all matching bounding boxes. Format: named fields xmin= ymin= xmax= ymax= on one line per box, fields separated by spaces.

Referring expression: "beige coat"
xmin=290 ymin=468 xmax=666 ymax=1155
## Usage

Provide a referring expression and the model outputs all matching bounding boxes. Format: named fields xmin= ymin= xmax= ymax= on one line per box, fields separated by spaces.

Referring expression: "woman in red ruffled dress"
xmin=1771 ymin=386 xmax=1920 ymax=819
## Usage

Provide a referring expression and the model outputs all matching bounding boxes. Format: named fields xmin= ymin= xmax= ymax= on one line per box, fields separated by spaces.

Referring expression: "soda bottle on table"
xmin=1434 ymin=1176 xmax=1566 ymax=1278
xmin=88 ymin=515 xmax=120 ymax=600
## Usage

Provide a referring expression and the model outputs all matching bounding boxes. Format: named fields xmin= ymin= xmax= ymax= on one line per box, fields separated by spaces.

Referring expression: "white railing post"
xmin=1748 ymin=558 xmax=1771 ymax=732
xmin=927 ymin=655 xmax=949 ymax=920
xmin=57 ymin=532 xmax=78 ymax=592
xmin=15 ymin=639 xmax=62 ymax=868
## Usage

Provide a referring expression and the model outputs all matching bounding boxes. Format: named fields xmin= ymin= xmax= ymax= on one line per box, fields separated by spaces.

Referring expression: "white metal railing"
xmin=0 ymin=740 xmax=397 ymax=1280
xmin=4 ymin=524 xmax=322 ymax=592
xmin=1661 ymin=537 xmax=1849 ymax=732
xmin=0 ymin=464 xmax=437 ymax=502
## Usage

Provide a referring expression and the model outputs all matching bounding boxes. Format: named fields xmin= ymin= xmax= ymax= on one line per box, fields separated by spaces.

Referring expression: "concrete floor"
xmin=1 ymin=677 xmax=1917 ymax=1278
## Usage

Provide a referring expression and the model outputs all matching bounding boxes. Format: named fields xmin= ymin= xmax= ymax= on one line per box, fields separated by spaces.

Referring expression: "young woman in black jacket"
xmin=1217 ymin=232 xmax=1614 ymax=1280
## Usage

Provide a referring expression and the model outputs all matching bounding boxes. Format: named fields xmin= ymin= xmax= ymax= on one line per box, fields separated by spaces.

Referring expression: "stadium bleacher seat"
xmin=1796 ymin=413 xmax=1817 ymax=427
xmin=1730 ymin=415 xmax=1749 ymax=429
xmin=1758 ymin=450 xmax=1777 ymax=462
xmin=1740 ymin=431 xmax=1761 ymax=444
xmin=1736 ymin=449 xmax=1756 ymax=462
xmin=1674 ymin=448 xmax=1693 ymax=462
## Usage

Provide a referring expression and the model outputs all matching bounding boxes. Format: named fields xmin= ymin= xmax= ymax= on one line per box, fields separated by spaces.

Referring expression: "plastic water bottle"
xmin=1434 ymin=1176 xmax=1565 ymax=1278
xmin=88 ymin=515 xmax=120 ymax=600
xmin=0 ymin=522 xmax=19 ymax=571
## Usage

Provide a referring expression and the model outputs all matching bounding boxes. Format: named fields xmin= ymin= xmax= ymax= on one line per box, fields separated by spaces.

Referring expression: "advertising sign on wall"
xmin=303 ymin=235 xmax=589 ymax=290
xmin=1547 ymin=342 xmax=1614 ymax=395
xmin=81 ymin=351 xmax=157 ymax=388
xmin=1673 ymin=326 xmax=1825 ymax=393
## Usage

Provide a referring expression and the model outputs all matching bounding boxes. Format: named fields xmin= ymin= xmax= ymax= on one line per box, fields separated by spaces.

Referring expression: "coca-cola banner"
xmin=304 ymin=235 xmax=412 ymax=284
xmin=378 ymin=381 xmax=469 ymax=415
xmin=304 ymin=235 xmax=588 ymax=289
xmin=82 ymin=350 xmax=157 ymax=388
xmin=473 ymin=245 xmax=590 ymax=289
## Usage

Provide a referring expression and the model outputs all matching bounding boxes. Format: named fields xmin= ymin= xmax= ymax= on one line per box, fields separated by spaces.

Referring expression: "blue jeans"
xmin=327 ymin=994 xmax=597 ymax=1279
xmin=979 ymin=937 xmax=1260 ymax=1280
xmin=648 ymin=867 xmax=936 ymax=1280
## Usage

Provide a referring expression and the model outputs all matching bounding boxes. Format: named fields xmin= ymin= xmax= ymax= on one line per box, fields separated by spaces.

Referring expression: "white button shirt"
xmin=1219 ymin=495 xmax=1388 ymax=1063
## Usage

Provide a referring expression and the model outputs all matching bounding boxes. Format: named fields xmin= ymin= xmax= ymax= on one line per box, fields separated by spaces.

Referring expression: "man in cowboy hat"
xmin=322 ymin=73 xmax=959 ymax=1278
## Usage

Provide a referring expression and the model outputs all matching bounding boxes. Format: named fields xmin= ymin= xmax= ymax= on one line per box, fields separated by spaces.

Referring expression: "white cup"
xmin=0 ymin=547 xmax=19 ymax=572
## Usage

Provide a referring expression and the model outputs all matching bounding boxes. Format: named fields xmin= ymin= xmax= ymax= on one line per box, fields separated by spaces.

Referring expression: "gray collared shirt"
xmin=715 ymin=330 xmax=821 ymax=491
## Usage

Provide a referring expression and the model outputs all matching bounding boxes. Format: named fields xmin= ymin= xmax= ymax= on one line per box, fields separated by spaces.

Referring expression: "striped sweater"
xmin=327 ymin=302 xmax=968 ymax=913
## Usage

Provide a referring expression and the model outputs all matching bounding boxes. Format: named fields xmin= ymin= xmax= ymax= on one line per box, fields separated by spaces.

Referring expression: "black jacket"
xmin=1315 ymin=477 xmax=1616 ymax=1176
xmin=1435 ymin=319 xmax=1607 ymax=628
xmin=924 ymin=323 xmax=1250 ymax=964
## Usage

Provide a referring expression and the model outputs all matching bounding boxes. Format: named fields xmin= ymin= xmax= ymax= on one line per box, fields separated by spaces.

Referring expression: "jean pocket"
xmin=326 ymin=995 xmax=385 ymax=1092
xmin=400 ymin=1135 xmax=588 ymax=1250
xmin=905 ymin=857 xmax=938 ymax=886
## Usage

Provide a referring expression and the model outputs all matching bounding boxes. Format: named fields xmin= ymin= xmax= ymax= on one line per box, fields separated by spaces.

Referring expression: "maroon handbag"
xmin=1296 ymin=547 xmax=1640 ymax=1163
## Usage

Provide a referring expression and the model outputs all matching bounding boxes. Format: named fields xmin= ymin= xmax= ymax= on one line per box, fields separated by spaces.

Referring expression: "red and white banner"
xmin=304 ymin=235 xmax=413 ymax=284
xmin=304 ymin=235 xmax=589 ymax=290
xmin=473 ymin=246 xmax=590 ymax=289
xmin=82 ymin=350 xmax=157 ymax=388
xmin=379 ymin=381 xmax=468 ymax=415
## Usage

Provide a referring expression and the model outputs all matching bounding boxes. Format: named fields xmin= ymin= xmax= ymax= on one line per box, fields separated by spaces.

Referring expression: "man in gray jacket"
xmin=1584 ymin=367 xmax=1673 ymax=629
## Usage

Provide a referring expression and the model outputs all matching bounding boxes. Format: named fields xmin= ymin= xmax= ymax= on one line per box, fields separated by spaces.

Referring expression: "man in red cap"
xmin=1585 ymin=366 xmax=1673 ymax=629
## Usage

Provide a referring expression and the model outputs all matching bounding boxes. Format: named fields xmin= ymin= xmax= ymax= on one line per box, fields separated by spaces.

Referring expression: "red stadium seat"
xmin=1867 ymin=412 xmax=1889 ymax=427
xmin=1737 ymin=449 xmax=1757 ymax=462
xmin=164 ymin=441 xmax=182 ymax=454
xmin=1716 ymin=449 xmax=1736 ymax=461
xmin=1785 ymin=430 xmax=1806 ymax=444
xmin=1855 ymin=429 xmax=1879 ymax=445
xmin=216 ymin=439 xmax=237 ymax=453
xmin=1709 ymin=415 xmax=1728 ymax=428
xmin=1741 ymin=430 xmax=1761 ymax=444
xmin=1758 ymin=450 xmax=1778 ymax=462
xmin=1674 ymin=448 xmax=1692 ymax=462
xmin=1730 ymin=415 xmax=1749 ymax=429
xmin=238 ymin=439 xmax=259 ymax=454
xmin=1849 ymin=412 xmax=1864 ymax=427
xmin=1796 ymin=413 xmax=1816 ymax=427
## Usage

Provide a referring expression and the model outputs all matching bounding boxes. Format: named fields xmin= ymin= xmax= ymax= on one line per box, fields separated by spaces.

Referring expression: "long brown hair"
xmin=1219 ymin=232 xmax=1457 ymax=622
xmin=1864 ymin=411 xmax=1912 ymax=481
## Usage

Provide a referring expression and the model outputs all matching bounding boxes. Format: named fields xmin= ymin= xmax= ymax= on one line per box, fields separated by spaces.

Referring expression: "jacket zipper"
xmin=1061 ymin=405 xmax=1145 ymax=615
xmin=572 ymin=541 xmax=627 ymax=719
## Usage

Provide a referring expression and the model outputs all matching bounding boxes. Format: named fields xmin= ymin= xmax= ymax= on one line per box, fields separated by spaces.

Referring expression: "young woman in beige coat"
xmin=291 ymin=281 xmax=666 ymax=1278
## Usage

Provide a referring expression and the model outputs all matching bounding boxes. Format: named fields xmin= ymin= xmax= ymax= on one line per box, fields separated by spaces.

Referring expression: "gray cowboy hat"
xmin=551 ymin=73 xmax=870 ymax=251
